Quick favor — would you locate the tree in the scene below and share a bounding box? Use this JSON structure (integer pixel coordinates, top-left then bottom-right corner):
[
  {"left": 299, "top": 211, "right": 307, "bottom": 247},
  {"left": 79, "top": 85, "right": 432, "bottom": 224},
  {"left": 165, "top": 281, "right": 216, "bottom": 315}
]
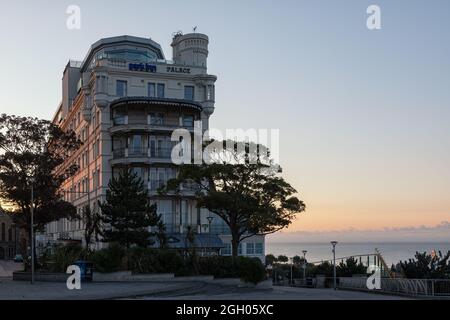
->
[
  {"left": 277, "top": 255, "right": 289, "bottom": 263},
  {"left": 293, "top": 255, "right": 303, "bottom": 265},
  {"left": 164, "top": 140, "right": 305, "bottom": 257},
  {"left": 155, "top": 220, "right": 167, "bottom": 249},
  {"left": 398, "top": 251, "right": 450, "bottom": 279},
  {"left": 265, "top": 254, "right": 277, "bottom": 266},
  {"left": 99, "top": 170, "right": 160, "bottom": 258},
  {"left": 0, "top": 114, "right": 81, "bottom": 238},
  {"left": 78, "top": 205, "right": 102, "bottom": 250}
]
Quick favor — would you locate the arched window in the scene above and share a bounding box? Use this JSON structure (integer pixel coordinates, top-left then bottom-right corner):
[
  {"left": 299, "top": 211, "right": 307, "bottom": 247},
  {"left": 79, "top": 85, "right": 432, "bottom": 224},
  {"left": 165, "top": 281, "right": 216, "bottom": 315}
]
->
[
  {"left": 1, "top": 223, "right": 5, "bottom": 241},
  {"left": 8, "top": 228, "right": 12, "bottom": 242}
]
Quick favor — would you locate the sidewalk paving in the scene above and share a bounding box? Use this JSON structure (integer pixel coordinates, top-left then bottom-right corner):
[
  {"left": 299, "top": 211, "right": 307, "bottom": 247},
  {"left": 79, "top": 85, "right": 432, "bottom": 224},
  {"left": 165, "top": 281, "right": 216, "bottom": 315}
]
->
[
  {"left": 0, "top": 278, "right": 409, "bottom": 300},
  {"left": 139, "top": 285, "right": 410, "bottom": 300},
  {"left": 0, "top": 260, "right": 23, "bottom": 278},
  {"left": 0, "top": 279, "right": 203, "bottom": 300}
]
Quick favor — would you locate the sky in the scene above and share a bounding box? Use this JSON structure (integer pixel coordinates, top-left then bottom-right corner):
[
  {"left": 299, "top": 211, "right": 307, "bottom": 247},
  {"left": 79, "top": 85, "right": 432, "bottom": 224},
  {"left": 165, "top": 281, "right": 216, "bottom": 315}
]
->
[{"left": 0, "top": 0, "right": 449, "bottom": 241}]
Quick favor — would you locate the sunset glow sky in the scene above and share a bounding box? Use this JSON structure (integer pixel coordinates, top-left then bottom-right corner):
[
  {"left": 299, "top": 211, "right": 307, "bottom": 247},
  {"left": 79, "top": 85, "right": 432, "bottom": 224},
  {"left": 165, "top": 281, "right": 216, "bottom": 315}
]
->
[{"left": 1, "top": 1, "right": 449, "bottom": 240}]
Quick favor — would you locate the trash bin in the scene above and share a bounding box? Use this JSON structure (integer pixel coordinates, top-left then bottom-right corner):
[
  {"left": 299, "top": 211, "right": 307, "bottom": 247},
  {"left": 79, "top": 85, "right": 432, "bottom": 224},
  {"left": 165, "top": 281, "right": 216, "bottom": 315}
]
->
[{"left": 74, "top": 260, "right": 93, "bottom": 282}]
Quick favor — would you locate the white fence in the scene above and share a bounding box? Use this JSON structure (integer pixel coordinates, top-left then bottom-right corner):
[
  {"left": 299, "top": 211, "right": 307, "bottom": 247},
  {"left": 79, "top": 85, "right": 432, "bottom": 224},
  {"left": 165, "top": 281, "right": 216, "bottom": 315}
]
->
[{"left": 338, "top": 277, "right": 450, "bottom": 297}]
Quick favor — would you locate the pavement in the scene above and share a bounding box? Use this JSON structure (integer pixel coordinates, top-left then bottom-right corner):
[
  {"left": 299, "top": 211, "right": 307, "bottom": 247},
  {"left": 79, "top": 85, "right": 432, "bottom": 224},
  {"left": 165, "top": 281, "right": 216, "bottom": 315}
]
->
[
  {"left": 0, "top": 260, "right": 409, "bottom": 300},
  {"left": 0, "top": 278, "right": 409, "bottom": 300},
  {"left": 0, "top": 279, "right": 205, "bottom": 300},
  {"left": 137, "top": 284, "right": 410, "bottom": 300},
  {"left": 0, "top": 260, "right": 23, "bottom": 278}
]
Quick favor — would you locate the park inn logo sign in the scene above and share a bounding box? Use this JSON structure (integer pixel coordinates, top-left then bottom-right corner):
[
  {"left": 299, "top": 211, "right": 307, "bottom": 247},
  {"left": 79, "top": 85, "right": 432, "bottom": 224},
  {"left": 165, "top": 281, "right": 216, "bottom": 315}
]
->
[{"left": 128, "top": 63, "right": 191, "bottom": 74}]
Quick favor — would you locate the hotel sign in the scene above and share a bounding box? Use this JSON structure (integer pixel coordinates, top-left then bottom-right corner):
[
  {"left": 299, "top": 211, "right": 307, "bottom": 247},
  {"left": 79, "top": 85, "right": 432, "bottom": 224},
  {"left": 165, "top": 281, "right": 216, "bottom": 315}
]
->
[
  {"left": 166, "top": 66, "right": 191, "bottom": 74},
  {"left": 129, "top": 63, "right": 156, "bottom": 73},
  {"left": 128, "top": 63, "right": 191, "bottom": 74}
]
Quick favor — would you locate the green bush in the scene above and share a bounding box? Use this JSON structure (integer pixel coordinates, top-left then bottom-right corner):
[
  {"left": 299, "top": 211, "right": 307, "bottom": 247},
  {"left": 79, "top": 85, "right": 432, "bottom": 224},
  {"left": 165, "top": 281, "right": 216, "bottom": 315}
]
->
[
  {"left": 198, "top": 256, "right": 266, "bottom": 284},
  {"left": 129, "top": 247, "right": 187, "bottom": 275},
  {"left": 234, "top": 257, "right": 267, "bottom": 284},
  {"left": 40, "top": 243, "right": 88, "bottom": 273},
  {"left": 90, "top": 243, "right": 126, "bottom": 273}
]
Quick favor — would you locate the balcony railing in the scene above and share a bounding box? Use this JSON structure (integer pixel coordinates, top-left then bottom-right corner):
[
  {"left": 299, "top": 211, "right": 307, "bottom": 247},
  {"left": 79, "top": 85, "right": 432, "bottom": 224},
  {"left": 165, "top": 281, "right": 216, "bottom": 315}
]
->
[
  {"left": 111, "top": 115, "right": 195, "bottom": 129},
  {"left": 150, "top": 147, "right": 172, "bottom": 159},
  {"left": 113, "top": 116, "right": 127, "bottom": 125},
  {"left": 148, "top": 179, "right": 167, "bottom": 191},
  {"left": 112, "top": 147, "right": 175, "bottom": 160},
  {"left": 128, "top": 147, "right": 147, "bottom": 157}
]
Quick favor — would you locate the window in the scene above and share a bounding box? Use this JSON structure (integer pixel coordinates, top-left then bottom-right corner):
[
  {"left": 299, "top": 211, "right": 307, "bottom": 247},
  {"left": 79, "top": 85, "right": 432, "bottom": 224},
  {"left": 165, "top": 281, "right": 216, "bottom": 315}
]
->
[
  {"left": 246, "top": 243, "right": 255, "bottom": 255},
  {"left": 92, "top": 141, "right": 97, "bottom": 158},
  {"left": 132, "top": 167, "right": 144, "bottom": 181},
  {"left": 113, "top": 106, "right": 127, "bottom": 125},
  {"left": 8, "top": 228, "right": 12, "bottom": 241},
  {"left": 130, "top": 135, "right": 143, "bottom": 154},
  {"left": 93, "top": 169, "right": 100, "bottom": 189},
  {"left": 1, "top": 223, "right": 5, "bottom": 241},
  {"left": 184, "top": 86, "right": 194, "bottom": 100},
  {"left": 116, "top": 80, "right": 127, "bottom": 97},
  {"left": 221, "top": 243, "right": 231, "bottom": 256},
  {"left": 255, "top": 243, "right": 263, "bottom": 254},
  {"left": 183, "top": 115, "right": 194, "bottom": 127},
  {"left": 148, "top": 83, "right": 156, "bottom": 97},
  {"left": 157, "top": 83, "right": 165, "bottom": 98},
  {"left": 238, "top": 243, "right": 242, "bottom": 255},
  {"left": 149, "top": 112, "right": 165, "bottom": 125},
  {"left": 206, "top": 85, "right": 214, "bottom": 100}
]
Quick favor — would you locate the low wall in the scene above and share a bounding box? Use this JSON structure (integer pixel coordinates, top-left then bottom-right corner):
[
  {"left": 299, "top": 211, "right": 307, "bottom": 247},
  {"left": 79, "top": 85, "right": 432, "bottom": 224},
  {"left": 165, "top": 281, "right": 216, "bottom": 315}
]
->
[
  {"left": 13, "top": 271, "right": 272, "bottom": 289},
  {"left": 93, "top": 271, "right": 174, "bottom": 282},
  {"left": 13, "top": 272, "right": 67, "bottom": 282}
]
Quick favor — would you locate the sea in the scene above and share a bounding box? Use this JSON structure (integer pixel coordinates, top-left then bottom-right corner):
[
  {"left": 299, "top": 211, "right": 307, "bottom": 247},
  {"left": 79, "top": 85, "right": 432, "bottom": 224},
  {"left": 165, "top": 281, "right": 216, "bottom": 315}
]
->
[{"left": 265, "top": 242, "right": 450, "bottom": 266}]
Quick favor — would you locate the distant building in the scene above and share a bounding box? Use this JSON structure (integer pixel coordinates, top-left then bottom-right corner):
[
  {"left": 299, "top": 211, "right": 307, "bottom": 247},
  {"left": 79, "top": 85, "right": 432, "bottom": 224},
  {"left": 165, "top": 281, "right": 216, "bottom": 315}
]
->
[
  {"left": 38, "top": 33, "right": 264, "bottom": 260},
  {"left": 0, "top": 210, "right": 21, "bottom": 260}
]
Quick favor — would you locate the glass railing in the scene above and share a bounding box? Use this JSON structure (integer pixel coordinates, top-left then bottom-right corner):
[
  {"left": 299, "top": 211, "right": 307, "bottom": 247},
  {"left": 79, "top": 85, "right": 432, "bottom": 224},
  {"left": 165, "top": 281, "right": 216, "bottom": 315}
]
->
[
  {"left": 148, "top": 180, "right": 166, "bottom": 191},
  {"left": 112, "top": 148, "right": 126, "bottom": 158},
  {"left": 128, "top": 146, "right": 147, "bottom": 157},
  {"left": 149, "top": 147, "right": 172, "bottom": 159},
  {"left": 113, "top": 116, "right": 127, "bottom": 125}
]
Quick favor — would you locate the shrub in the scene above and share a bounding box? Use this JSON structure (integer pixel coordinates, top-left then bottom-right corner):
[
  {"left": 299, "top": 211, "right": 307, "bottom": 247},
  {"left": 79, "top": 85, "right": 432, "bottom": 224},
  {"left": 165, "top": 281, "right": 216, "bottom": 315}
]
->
[
  {"left": 234, "top": 257, "right": 266, "bottom": 284},
  {"left": 198, "top": 256, "right": 266, "bottom": 284},
  {"left": 90, "top": 243, "right": 126, "bottom": 273},
  {"left": 129, "top": 247, "right": 187, "bottom": 275},
  {"left": 40, "top": 243, "right": 87, "bottom": 273}
]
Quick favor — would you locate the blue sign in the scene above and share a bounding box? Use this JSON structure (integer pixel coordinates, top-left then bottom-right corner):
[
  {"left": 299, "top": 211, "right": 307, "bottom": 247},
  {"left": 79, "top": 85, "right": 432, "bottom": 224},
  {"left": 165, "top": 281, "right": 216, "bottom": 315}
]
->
[{"left": 129, "top": 63, "right": 157, "bottom": 73}]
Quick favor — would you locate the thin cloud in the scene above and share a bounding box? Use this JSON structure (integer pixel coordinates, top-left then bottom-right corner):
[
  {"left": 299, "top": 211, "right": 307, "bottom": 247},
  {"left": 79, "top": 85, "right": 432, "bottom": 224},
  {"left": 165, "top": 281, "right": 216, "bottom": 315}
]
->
[{"left": 268, "top": 221, "right": 450, "bottom": 243}]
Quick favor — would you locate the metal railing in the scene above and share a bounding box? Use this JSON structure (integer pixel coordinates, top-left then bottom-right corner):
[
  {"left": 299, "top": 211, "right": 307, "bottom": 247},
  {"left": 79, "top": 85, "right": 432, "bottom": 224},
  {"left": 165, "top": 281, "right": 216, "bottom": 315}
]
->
[
  {"left": 337, "top": 277, "right": 450, "bottom": 297},
  {"left": 128, "top": 147, "right": 147, "bottom": 157},
  {"left": 150, "top": 147, "right": 172, "bottom": 159},
  {"left": 112, "top": 147, "right": 174, "bottom": 159},
  {"left": 148, "top": 180, "right": 166, "bottom": 191}
]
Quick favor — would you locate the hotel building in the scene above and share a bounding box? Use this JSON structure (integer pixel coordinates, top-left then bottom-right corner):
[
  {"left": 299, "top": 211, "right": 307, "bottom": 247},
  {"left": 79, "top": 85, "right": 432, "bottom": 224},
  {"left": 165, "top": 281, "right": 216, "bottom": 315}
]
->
[{"left": 39, "top": 33, "right": 264, "bottom": 260}]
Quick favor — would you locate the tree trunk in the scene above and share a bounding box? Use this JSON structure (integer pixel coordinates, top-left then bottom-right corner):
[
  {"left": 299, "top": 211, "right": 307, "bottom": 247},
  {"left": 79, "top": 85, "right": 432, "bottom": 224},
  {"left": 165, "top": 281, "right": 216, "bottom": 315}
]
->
[{"left": 231, "top": 232, "right": 240, "bottom": 257}]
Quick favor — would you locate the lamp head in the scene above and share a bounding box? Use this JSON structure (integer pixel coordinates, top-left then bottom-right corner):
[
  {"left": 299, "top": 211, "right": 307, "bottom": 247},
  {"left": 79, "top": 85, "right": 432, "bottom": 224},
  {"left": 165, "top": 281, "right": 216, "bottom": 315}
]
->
[{"left": 330, "top": 241, "right": 338, "bottom": 246}]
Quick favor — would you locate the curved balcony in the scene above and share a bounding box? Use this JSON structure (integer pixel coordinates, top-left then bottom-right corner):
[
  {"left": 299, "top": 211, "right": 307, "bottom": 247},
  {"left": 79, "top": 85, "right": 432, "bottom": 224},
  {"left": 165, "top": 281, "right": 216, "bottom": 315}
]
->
[
  {"left": 110, "top": 97, "right": 202, "bottom": 134},
  {"left": 111, "top": 146, "right": 175, "bottom": 165}
]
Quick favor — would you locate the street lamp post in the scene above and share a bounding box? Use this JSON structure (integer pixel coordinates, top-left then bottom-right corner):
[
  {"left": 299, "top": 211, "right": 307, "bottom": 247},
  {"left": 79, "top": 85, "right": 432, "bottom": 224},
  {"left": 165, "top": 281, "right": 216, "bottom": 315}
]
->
[
  {"left": 206, "top": 216, "right": 213, "bottom": 256},
  {"left": 331, "top": 241, "right": 338, "bottom": 290},
  {"left": 30, "top": 178, "right": 35, "bottom": 285},
  {"left": 290, "top": 258, "right": 294, "bottom": 286},
  {"left": 302, "top": 250, "right": 307, "bottom": 281}
]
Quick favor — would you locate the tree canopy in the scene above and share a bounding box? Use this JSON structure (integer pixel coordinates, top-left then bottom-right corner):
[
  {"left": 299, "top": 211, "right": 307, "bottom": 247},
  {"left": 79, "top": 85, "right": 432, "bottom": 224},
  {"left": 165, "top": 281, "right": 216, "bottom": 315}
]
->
[
  {"left": 164, "top": 140, "right": 305, "bottom": 256},
  {"left": 99, "top": 170, "right": 161, "bottom": 249},
  {"left": 0, "top": 114, "right": 81, "bottom": 233}
]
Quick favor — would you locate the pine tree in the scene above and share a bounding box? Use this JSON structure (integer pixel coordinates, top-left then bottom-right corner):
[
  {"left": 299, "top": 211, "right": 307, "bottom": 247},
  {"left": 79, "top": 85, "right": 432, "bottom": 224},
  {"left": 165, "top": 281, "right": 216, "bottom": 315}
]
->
[{"left": 99, "top": 170, "right": 160, "bottom": 252}]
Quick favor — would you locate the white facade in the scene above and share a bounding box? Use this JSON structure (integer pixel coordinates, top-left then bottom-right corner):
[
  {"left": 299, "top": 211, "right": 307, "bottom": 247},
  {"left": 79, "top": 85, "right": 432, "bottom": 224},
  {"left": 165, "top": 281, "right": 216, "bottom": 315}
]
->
[{"left": 40, "top": 33, "right": 264, "bottom": 260}]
